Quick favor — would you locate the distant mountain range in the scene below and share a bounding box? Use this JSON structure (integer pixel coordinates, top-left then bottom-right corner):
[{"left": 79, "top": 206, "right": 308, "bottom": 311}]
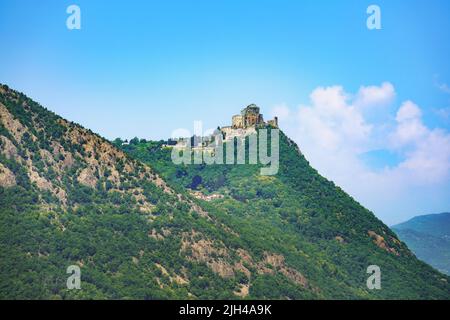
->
[
  {"left": 392, "top": 213, "right": 450, "bottom": 275},
  {"left": 1, "top": 84, "right": 449, "bottom": 299}
]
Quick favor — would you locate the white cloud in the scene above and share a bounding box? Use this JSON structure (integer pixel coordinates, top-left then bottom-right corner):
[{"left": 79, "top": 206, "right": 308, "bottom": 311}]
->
[
  {"left": 398, "top": 129, "right": 450, "bottom": 184},
  {"left": 395, "top": 100, "right": 422, "bottom": 122},
  {"left": 354, "top": 82, "right": 395, "bottom": 108},
  {"left": 297, "top": 86, "right": 372, "bottom": 153},
  {"left": 391, "top": 101, "right": 427, "bottom": 146},
  {"left": 275, "top": 83, "right": 450, "bottom": 224},
  {"left": 391, "top": 101, "right": 450, "bottom": 184}
]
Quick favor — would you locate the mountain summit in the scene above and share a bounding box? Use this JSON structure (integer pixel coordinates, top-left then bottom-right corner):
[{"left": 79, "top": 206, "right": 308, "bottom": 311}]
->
[{"left": 1, "top": 85, "right": 449, "bottom": 299}]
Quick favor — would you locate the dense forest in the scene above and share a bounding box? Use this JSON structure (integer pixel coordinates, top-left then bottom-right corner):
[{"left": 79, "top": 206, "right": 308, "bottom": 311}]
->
[{"left": 1, "top": 84, "right": 449, "bottom": 299}]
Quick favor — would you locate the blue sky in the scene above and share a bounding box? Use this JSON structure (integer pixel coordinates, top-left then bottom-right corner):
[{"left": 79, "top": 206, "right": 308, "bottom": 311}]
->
[{"left": 0, "top": 0, "right": 449, "bottom": 224}]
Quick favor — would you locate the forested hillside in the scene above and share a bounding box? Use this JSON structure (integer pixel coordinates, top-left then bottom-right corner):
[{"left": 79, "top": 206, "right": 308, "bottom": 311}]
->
[
  {"left": 1, "top": 84, "right": 449, "bottom": 299},
  {"left": 119, "top": 132, "right": 450, "bottom": 299}
]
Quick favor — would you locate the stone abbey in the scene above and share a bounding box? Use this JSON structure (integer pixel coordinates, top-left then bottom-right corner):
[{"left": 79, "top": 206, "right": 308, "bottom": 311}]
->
[
  {"left": 229, "top": 104, "right": 278, "bottom": 129},
  {"left": 171, "top": 104, "right": 279, "bottom": 150},
  {"left": 170, "top": 104, "right": 280, "bottom": 175},
  {"left": 219, "top": 104, "right": 278, "bottom": 142}
]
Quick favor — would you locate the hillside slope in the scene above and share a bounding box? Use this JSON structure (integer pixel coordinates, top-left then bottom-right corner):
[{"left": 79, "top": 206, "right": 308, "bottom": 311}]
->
[
  {"left": 1, "top": 84, "right": 449, "bottom": 299},
  {"left": 0, "top": 85, "right": 228, "bottom": 299},
  {"left": 119, "top": 132, "right": 450, "bottom": 299},
  {"left": 393, "top": 213, "right": 450, "bottom": 275}
]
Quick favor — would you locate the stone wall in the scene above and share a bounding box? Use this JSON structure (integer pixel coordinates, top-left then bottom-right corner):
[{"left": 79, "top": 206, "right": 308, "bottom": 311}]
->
[
  {"left": 221, "top": 126, "right": 257, "bottom": 141},
  {"left": 232, "top": 115, "right": 244, "bottom": 129}
]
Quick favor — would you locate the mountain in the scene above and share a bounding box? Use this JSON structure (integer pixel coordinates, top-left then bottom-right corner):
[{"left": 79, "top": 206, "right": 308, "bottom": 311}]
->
[
  {"left": 392, "top": 213, "right": 450, "bottom": 275},
  {"left": 1, "top": 84, "right": 449, "bottom": 299},
  {"left": 0, "top": 84, "right": 208, "bottom": 299},
  {"left": 119, "top": 132, "right": 450, "bottom": 298}
]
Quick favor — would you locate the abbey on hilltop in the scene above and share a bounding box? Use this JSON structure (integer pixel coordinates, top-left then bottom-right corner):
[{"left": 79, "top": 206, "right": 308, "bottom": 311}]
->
[
  {"left": 217, "top": 104, "right": 278, "bottom": 141},
  {"left": 229, "top": 104, "right": 278, "bottom": 129},
  {"left": 215, "top": 104, "right": 278, "bottom": 141},
  {"left": 170, "top": 104, "right": 278, "bottom": 150}
]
